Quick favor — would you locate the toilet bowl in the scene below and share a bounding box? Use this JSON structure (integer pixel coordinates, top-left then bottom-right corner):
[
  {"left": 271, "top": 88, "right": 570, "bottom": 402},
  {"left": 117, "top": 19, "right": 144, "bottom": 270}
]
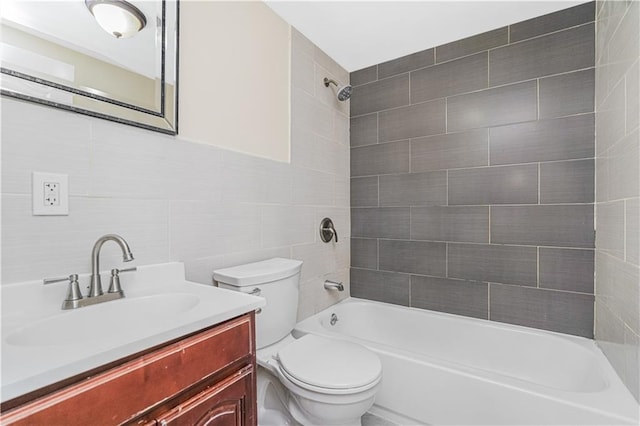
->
[{"left": 213, "top": 258, "right": 382, "bottom": 426}]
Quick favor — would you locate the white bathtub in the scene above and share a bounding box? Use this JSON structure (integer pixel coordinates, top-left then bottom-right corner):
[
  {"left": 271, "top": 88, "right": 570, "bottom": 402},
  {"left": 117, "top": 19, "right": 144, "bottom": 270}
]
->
[{"left": 294, "top": 298, "right": 639, "bottom": 425}]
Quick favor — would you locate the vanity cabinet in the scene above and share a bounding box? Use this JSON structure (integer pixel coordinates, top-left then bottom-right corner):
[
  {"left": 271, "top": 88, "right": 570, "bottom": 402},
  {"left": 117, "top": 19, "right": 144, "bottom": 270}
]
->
[{"left": 0, "top": 313, "right": 257, "bottom": 426}]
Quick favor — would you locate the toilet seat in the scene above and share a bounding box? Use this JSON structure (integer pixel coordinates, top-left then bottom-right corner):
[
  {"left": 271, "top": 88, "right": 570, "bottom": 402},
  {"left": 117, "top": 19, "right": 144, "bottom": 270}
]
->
[{"left": 276, "top": 334, "right": 382, "bottom": 394}]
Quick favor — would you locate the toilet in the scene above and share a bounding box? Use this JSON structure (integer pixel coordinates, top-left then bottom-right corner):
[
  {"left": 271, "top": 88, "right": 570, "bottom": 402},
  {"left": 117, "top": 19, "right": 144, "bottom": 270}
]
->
[{"left": 213, "top": 258, "right": 382, "bottom": 426}]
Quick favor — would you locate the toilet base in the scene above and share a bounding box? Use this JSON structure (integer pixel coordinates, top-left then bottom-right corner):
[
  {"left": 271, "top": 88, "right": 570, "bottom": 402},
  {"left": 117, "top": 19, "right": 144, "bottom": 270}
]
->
[
  {"left": 257, "top": 368, "right": 299, "bottom": 426},
  {"left": 256, "top": 366, "right": 373, "bottom": 426}
]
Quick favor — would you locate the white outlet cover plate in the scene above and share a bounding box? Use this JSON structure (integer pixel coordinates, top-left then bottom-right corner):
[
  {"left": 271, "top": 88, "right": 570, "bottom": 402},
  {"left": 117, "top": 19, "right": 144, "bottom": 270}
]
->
[{"left": 33, "top": 172, "right": 69, "bottom": 215}]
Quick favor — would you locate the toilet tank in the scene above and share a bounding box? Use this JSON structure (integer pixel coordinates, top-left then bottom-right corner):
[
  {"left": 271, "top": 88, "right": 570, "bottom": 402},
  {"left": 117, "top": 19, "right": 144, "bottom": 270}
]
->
[{"left": 213, "top": 258, "right": 302, "bottom": 349}]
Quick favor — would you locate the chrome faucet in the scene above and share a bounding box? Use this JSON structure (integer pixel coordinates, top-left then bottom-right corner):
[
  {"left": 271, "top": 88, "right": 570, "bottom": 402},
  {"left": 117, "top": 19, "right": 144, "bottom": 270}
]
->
[
  {"left": 324, "top": 280, "right": 344, "bottom": 291},
  {"left": 89, "top": 234, "right": 134, "bottom": 297}
]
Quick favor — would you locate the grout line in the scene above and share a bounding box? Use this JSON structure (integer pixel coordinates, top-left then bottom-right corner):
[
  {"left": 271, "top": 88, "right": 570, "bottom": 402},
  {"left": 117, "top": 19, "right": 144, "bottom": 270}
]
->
[
  {"left": 487, "top": 51, "right": 490, "bottom": 88},
  {"left": 445, "top": 97, "right": 448, "bottom": 134},
  {"left": 537, "top": 246, "right": 540, "bottom": 288},
  {"left": 445, "top": 169, "right": 449, "bottom": 206},
  {"left": 445, "top": 242, "right": 449, "bottom": 278},
  {"left": 487, "top": 283, "right": 491, "bottom": 319},
  {"left": 536, "top": 78, "right": 540, "bottom": 120},
  {"left": 538, "top": 162, "right": 541, "bottom": 204},
  {"left": 488, "top": 206, "right": 491, "bottom": 244},
  {"left": 623, "top": 199, "right": 627, "bottom": 262}
]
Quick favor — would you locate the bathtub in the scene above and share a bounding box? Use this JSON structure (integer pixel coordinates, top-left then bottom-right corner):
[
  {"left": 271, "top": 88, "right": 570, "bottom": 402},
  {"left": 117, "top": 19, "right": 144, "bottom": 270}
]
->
[{"left": 294, "top": 298, "right": 639, "bottom": 425}]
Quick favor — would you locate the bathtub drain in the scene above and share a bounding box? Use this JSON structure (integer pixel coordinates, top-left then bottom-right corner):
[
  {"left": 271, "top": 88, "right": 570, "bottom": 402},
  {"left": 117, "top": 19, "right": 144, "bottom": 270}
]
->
[{"left": 330, "top": 313, "right": 338, "bottom": 326}]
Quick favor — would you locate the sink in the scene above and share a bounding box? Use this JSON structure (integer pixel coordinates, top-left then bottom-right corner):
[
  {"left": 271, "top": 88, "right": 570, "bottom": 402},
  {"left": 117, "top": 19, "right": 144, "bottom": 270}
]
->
[
  {"left": 5, "top": 293, "right": 200, "bottom": 347},
  {"left": 1, "top": 261, "right": 265, "bottom": 403}
]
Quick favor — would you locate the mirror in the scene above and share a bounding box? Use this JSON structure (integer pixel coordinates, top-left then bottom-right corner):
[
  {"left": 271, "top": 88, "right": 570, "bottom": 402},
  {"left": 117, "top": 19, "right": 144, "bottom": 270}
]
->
[{"left": 0, "top": 0, "right": 178, "bottom": 134}]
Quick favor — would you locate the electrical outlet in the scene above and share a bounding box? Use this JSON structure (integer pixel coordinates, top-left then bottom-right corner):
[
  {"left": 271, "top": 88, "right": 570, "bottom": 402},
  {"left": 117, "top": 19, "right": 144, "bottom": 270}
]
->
[
  {"left": 44, "top": 182, "right": 60, "bottom": 206},
  {"left": 33, "top": 172, "right": 69, "bottom": 215}
]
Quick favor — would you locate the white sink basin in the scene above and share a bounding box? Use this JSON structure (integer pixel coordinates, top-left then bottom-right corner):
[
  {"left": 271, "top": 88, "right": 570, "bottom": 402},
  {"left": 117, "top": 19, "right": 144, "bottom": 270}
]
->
[
  {"left": 5, "top": 293, "right": 201, "bottom": 346},
  {"left": 1, "top": 262, "right": 265, "bottom": 403}
]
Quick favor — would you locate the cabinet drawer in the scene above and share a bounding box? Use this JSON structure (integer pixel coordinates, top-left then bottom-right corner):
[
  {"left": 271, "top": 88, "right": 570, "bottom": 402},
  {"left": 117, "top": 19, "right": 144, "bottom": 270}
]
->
[{"left": 2, "top": 314, "right": 254, "bottom": 425}]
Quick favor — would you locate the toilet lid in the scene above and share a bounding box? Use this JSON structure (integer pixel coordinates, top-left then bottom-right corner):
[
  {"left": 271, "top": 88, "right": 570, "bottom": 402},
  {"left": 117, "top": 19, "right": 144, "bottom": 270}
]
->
[{"left": 277, "top": 334, "right": 382, "bottom": 390}]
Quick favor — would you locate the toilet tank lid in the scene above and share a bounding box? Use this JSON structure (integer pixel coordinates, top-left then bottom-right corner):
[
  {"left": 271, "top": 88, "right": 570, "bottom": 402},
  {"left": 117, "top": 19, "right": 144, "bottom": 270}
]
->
[{"left": 213, "top": 258, "right": 303, "bottom": 287}]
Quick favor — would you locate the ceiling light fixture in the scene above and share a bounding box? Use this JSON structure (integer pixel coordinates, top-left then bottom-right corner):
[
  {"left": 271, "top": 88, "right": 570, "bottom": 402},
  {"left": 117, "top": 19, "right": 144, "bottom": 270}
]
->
[{"left": 85, "top": 0, "right": 147, "bottom": 39}]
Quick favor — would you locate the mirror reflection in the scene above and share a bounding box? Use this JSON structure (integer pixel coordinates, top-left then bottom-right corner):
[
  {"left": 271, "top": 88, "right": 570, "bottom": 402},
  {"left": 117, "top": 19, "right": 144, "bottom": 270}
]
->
[{"left": 1, "top": 0, "right": 178, "bottom": 134}]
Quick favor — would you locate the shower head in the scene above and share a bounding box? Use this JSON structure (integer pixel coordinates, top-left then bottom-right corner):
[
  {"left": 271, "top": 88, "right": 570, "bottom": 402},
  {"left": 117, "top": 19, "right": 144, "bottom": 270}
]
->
[{"left": 324, "top": 77, "right": 352, "bottom": 101}]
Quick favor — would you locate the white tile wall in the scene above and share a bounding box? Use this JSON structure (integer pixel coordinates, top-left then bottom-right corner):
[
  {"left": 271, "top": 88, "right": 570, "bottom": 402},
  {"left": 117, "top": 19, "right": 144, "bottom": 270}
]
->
[{"left": 0, "top": 28, "right": 349, "bottom": 320}]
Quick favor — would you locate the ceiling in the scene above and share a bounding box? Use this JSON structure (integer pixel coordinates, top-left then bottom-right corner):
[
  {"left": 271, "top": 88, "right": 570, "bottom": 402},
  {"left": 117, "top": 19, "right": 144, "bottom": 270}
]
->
[{"left": 265, "top": 1, "right": 590, "bottom": 72}]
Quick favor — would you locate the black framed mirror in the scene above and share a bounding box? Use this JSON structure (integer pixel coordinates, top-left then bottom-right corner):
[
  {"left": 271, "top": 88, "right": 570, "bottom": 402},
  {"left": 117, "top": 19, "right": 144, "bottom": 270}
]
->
[{"left": 1, "top": 0, "right": 179, "bottom": 134}]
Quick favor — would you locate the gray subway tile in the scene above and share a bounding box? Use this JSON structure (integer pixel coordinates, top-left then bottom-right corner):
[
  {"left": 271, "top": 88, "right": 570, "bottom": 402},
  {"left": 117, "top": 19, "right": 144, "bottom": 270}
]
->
[
  {"left": 351, "top": 267, "right": 410, "bottom": 306},
  {"left": 448, "top": 243, "right": 538, "bottom": 286},
  {"left": 596, "top": 252, "right": 640, "bottom": 334},
  {"left": 378, "top": 99, "right": 446, "bottom": 142},
  {"left": 411, "top": 276, "right": 488, "bottom": 319},
  {"left": 411, "top": 52, "right": 488, "bottom": 103},
  {"left": 447, "top": 81, "right": 537, "bottom": 132},
  {"left": 379, "top": 171, "right": 447, "bottom": 206},
  {"left": 411, "top": 206, "right": 489, "bottom": 243},
  {"left": 490, "top": 284, "right": 594, "bottom": 338},
  {"left": 350, "top": 114, "right": 378, "bottom": 147},
  {"left": 510, "top": 2, "right": 595, "bottom": 43},
  {"left": 351, "top": 74, "right": 409, "bottom": 117},
  {"left": 411, "top": 129, "right": 488, "bottom": 172},
  {"left": 351, "top": 176, "right": 378, "bottom": 207},
  {"left": 539, "top": 248, "right": 594, "bottom": 293},
  {"left": 608, "top": 129, "right": 640, "bottom": 201},
  {"left": 490, "top": 23, "right": 595, "bottom": 86},
  {"left": 596, "top": 79, "right": 626, "bottom": 156},
  {"left": 379, "top": 240, "right": 446, "bottom": 276},
  {"left": 436, "top": 27, "right": 508, "bottom": 63},
  {"left": 351, "top": 140, "right": 409, "bottom": 177},
  {"left": 539, "top": 68, "right": 595, "bottom": 119},
  {"left": 627, "top": 61, "right": 639, "bottom": 133},
  {"left": 351, "top": 65, "right": 377, "bottom": 86},
  {"left": 351, "top": 238, "right": 378, "bottom": 269},
  {"left": 596, "top": 201, "right": 625, "bottom": 259},
  {"left": 491, "top": 205, "right": 595, "bottom": 248},
  {"left": 448, "top": 164, "right": 538, "bottom": 205},
  {"left": 540, "top": 159, "right": 594, "bottom": 204},
  {"left": 623, "top": 327, "right": 640, "bottom": 401},
  {"left": 490, "top": 114, "right": 595, "bottom": 165},
  {"left": 351, "top": 207, "right": 410, "bottom": 239},
  {"left": 626, "top": 198, "right": 640, "bottom": 266},
  {"left": 378, "top": 49, "right": 434, "bottom": 79}
]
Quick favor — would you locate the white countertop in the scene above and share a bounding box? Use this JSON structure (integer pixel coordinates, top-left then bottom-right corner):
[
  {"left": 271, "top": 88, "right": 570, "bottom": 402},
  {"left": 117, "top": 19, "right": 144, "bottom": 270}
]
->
[{"left": 1, "top": 262, "right": 265, "bottom": 403}]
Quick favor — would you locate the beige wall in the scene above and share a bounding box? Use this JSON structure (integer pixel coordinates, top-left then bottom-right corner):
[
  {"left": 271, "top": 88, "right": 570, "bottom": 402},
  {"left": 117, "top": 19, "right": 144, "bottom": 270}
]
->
[{"left": 179, "top": 1, "right": 291, "bottom": 162}]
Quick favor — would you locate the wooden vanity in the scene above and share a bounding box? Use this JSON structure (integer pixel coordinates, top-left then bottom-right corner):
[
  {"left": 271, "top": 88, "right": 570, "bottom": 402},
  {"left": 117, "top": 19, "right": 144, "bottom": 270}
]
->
[{"left": 1, "top": 313, "right": 257, "bottom": 425}]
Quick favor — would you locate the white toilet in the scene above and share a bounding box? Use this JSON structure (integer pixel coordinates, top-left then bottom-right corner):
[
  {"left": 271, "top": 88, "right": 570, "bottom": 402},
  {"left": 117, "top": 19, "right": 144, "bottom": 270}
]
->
[{"left": 213, "top": 258, "right": 382, "bottom": 426}]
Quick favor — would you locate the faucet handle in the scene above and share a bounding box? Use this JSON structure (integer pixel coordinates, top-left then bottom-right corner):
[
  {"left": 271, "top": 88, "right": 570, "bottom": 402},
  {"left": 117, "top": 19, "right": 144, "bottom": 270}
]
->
[
  {"left": 43, "top": 274, "right": 76, "bottom": 285},
  {"left": 44, "top": 274, "right": 83, "bottom": 302},
  {"left": 108, "top": 267, "right": 136, "bottom": 295}
]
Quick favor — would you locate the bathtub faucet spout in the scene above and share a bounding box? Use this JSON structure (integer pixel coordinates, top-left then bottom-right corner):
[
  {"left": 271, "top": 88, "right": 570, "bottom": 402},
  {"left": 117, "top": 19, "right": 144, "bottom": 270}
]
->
[{"left": 324, "top": 280, "right": 344, "bottom": 291}]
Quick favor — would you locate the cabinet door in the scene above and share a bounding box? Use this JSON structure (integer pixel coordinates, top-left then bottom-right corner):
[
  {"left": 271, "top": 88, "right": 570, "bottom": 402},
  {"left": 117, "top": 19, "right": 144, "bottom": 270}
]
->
[{"left": 155, "top": 367, "right": 254, "bottom": 426}]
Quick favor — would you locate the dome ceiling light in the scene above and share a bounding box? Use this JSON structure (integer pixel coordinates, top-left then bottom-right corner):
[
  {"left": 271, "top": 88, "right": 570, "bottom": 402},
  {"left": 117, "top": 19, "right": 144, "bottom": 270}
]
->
[{"left": 85, "top": 0, "right": 147, "bottom": 39}]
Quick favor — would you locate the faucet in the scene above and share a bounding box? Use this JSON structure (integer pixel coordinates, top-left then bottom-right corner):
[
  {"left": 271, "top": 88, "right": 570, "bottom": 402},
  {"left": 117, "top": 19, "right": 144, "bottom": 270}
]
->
[
  {"left": 324, "top": 280, "right": 344, "bottom": 291},
  {"left": 89, "top": 234, "right": 134, "bottom": 297}
]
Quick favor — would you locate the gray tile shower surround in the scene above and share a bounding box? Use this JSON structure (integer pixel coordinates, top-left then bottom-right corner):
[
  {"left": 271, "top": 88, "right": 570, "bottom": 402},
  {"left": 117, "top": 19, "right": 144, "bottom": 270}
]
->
[{"left": 349, "top": 2, "right": 597, "bottom": 338}]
